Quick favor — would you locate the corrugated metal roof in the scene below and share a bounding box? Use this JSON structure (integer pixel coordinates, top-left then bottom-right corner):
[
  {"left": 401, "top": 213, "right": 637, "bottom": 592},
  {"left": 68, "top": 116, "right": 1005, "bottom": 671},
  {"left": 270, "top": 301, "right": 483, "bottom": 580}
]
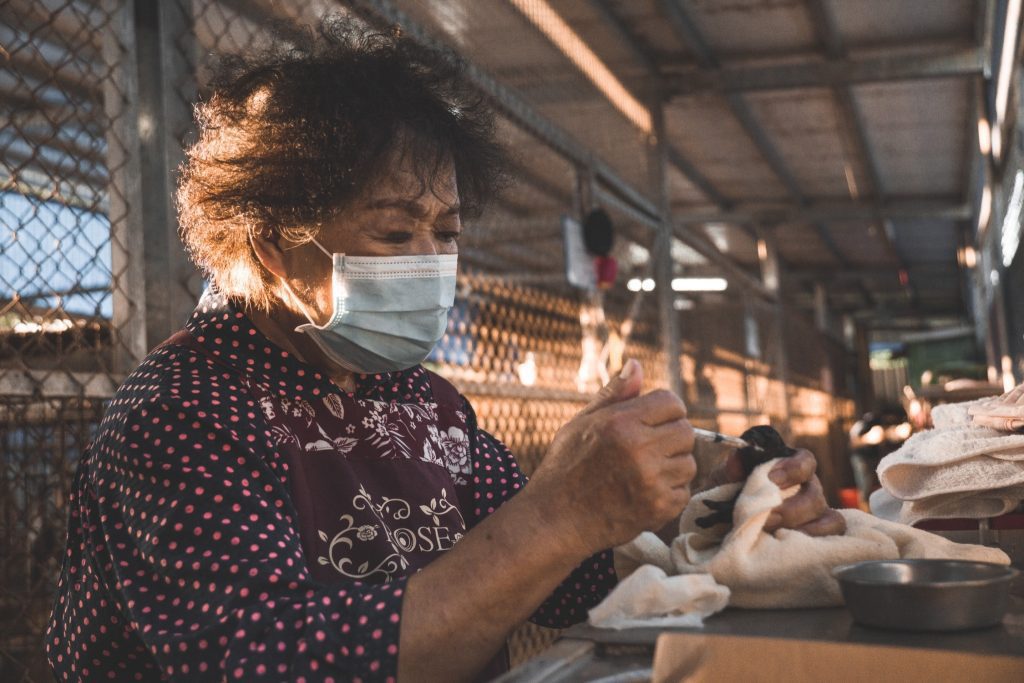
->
[{"left": 2, "top": 0, "right": 997, "bottom": 325}]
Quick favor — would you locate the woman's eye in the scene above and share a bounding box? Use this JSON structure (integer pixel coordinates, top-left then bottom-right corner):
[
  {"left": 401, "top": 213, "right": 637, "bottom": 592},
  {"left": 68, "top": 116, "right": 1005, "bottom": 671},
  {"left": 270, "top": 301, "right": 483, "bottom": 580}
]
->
[
  {"left": 382, "top": 232, "right": 413, "bottom": 243},
  {"left": 437, "top": 232, "right": 462, "bottom": 244}
]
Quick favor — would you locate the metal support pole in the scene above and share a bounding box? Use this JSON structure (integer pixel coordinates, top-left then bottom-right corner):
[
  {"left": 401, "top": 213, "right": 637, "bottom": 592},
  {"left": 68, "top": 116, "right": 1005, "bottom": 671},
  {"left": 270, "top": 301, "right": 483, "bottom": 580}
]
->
[
  {"left": 813, "top": 282, "right": 830, "bottom": 333},
  {"left": 104, "top": 0, "right": 198, "bottom": 374},
  {"left": 103, "top": 0, "right": 147, "bottom": 374},
  {"left": 648, "top": 101, "right": 684, "bottom": 398},
  {"left": 133, "top": 0, "right": 200, "bottom": 346},
  {"left": 771, "top": 298, "right": 791, "bottom": 432}
]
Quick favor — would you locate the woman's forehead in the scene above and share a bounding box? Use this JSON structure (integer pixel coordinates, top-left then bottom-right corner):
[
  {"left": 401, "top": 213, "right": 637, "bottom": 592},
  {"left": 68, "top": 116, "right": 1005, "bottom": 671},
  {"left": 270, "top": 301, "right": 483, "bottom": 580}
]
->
[{"left": 358, "top": 158, "right": 459, "bottom": 214}]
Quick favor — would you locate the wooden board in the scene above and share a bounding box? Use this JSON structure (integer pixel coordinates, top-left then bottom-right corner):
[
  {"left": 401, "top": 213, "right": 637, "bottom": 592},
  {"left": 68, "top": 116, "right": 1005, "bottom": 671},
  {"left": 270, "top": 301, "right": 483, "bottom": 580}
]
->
[{"left": 652, "top": 633, "right": 1024, "bottom": 682}]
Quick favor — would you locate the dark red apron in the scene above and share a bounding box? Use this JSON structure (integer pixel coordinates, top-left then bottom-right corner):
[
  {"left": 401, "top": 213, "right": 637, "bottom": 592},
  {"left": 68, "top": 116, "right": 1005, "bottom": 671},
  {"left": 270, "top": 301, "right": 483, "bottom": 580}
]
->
[{"left": 162, "top": 329, "right": 507, "bottom": 678}]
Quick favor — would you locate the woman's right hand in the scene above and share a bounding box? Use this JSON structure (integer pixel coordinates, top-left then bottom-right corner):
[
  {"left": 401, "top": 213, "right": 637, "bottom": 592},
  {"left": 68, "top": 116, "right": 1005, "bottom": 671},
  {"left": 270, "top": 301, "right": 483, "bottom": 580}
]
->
[{"left": 527, "top": 359, "right": 696, "bottom": 556}]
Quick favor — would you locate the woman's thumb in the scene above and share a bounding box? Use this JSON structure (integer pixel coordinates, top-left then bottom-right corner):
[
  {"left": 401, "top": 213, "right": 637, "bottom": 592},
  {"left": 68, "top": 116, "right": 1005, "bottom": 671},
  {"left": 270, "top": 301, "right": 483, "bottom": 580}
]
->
[{"left": 581, "top": 359, "right": 643, "bottom": 415}]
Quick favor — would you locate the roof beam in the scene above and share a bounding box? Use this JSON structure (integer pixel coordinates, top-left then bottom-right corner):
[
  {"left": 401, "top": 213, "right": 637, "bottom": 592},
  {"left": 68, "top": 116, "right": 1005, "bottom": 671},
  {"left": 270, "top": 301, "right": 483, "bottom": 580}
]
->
[
  {"left": 660, "top": 1, "right": 848, "bottom": 268},
  {"left": 588, "top": 1, "right": 732, "bottom": 209},
  {"left": 673, "top": 197, "right": 971, "bottom": 224},
  {"left": 664, "top": 47, "right": 987, "bottom": 96},
  {"left": 588, "top": 0, "right": 661, "bottom": 76},
  {"left": 659, "top": 0, "right": 715, "bottom": 68},
  {"left": 787, "top": 264, "right": 960, "bottom": 281},
  {"left": 804, "top": 0, "right": 916, "bottom": 307}
]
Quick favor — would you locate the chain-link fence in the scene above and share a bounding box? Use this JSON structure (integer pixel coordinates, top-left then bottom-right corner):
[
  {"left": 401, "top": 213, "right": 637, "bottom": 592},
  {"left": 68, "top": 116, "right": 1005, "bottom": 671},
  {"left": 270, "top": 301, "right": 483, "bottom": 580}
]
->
[{"left": 1, "top": 1, "right": 856, "bottom": 678}]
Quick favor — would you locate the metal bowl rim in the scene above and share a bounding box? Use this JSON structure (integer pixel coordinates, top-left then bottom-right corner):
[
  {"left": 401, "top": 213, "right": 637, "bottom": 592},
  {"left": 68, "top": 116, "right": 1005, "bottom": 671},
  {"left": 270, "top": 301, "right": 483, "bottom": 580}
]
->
[{"left": 832, "top": 559, "right": 1019, "bottom": 588}]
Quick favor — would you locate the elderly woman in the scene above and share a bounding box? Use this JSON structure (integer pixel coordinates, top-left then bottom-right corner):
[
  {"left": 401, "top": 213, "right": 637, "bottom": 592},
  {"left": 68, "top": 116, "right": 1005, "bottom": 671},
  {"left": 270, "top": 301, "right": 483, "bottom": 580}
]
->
[{"left": 46, "top": 21, "right": 843, "bottom": 682}]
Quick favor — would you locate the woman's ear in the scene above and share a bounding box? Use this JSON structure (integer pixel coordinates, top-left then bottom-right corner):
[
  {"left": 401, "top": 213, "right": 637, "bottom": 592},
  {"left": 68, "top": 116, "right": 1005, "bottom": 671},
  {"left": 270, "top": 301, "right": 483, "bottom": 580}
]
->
[{"left": 250, "top": 230, "right": 289, "bottom": 279}]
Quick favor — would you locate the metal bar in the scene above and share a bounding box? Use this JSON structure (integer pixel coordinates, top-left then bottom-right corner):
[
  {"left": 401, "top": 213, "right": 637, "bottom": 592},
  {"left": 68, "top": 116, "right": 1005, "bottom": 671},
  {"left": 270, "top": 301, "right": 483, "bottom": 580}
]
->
[
  {"left": 0, "top": 369, "right": 120, "bottom": 399},
  {"left": 981, "top": 0, "right": 997, "bottom": 79},
  {"left": 0, "top": 23, "right": 103, "bottom": 105},
  {"left": 0, "top": 176, "right": 106, "bottom": 213},
  {"left": 662, "top": 2, "right": 848, "bottom": 268},
  {"left": 102, "top": 0, "right": 149, "bottom": 373},
  {"left": 805, "top": 0, "right": 914, "bottom": 301},
  {"left": 0, "top": 122, "right": 106, "bottom": 171},
  {"left": 659, "top": 0, "right": 717, "bottom": 68},
  {"left": 2, "top": 142, "right": 108, "bottom": 190},
  {"left": 665, "top": 136, "right": 731, "bottom": 208},
  {"left": 725, "top": 93, "right": 803, "bottom": 200},
  {"left": 649, "top": 101, "right": 685, "bottom": 397},
  {"left": 589, "top": 0, "right": 733, "bottom": 209},
  {"left": 964, "top": 73, "right": 986, "bottom": 343},
  {"left": 664, "top": 47, "right": 987, "bottom": 96},
  {"left": 12, "top": 285, "right": 112, "bottom": 302},
  {"left": 132, "top": 0, "right": 200, "bottom": 346},
  {"left": 588, "top": 0, "right": 661, "bottom": 76},
  {"left": 787, "top": 264, "right": 962, "bottom": 280},
  {"left": 625, "top": 203, "right": 775, "bottom": 296},
  {"left": 673, "top": 198, "right": 971, "bottom": 224},
  {"left": 729, "top": 92, "right": 848, "bottom": 266},
  {"left": 3, "top": 0, "right": 105, "bottom": 62}
]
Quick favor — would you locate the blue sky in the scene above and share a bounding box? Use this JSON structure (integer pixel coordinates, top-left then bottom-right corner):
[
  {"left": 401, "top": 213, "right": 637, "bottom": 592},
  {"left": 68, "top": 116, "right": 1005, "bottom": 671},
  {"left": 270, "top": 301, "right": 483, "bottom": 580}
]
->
[{"left": 0, "top": 191, "right": 112, "bottom": 319}]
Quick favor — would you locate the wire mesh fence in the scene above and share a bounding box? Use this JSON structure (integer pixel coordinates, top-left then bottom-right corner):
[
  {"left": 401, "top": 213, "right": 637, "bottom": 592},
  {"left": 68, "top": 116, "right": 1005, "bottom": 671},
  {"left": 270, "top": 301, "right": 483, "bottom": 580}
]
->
[{"left": 1, "top": 0, "right": 856, "bottom": 678}]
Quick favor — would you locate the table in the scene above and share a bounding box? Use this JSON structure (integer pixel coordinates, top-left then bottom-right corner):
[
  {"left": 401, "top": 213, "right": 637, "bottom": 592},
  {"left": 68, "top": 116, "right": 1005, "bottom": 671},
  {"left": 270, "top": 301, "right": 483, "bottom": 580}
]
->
[{"left": 497, "top": 596, "right": 1024, "bottom": 682}]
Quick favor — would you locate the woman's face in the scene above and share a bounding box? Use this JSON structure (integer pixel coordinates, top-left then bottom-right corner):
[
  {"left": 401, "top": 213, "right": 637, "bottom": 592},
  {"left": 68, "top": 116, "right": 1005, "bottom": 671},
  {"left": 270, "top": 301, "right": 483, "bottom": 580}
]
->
[{"left": 273, "top": 157, "right": 462, "bottom": 326}]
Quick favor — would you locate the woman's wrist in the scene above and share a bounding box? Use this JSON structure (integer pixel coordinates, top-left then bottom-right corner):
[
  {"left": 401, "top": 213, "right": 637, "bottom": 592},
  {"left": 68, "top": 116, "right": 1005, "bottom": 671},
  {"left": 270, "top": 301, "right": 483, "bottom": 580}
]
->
[{"left": 515, "top": 481, "right": 601, "bottom": 561}]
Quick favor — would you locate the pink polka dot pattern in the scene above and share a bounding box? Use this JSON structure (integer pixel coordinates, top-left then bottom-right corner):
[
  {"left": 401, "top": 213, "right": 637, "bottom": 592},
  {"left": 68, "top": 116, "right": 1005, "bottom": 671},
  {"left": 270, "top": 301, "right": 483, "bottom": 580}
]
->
[{"left": 45, "top": 290, "right": 615, "bottom": 681}]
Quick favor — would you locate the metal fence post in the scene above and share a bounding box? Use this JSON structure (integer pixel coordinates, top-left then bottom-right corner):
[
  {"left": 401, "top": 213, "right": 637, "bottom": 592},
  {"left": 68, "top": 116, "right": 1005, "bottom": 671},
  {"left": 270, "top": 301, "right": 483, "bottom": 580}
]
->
[
  {"left": 103, "top": 0, "right": 148, "bottom": 374},
  {"left": 132, "top": 0, "right": 199, "bottom": 349},
  {"left": 103, "top": 0, "right": 198, "bottom": 376},
  {"left": 648, "top": 100, "right": 684, "bottom": 398}
]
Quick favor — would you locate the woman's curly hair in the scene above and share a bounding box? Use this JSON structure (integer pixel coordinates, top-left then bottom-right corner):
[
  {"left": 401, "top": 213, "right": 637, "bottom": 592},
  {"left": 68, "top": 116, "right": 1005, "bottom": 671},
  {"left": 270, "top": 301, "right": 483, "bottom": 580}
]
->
[{"left": 177, "top": 17, "right": 508, "bottom": 310}]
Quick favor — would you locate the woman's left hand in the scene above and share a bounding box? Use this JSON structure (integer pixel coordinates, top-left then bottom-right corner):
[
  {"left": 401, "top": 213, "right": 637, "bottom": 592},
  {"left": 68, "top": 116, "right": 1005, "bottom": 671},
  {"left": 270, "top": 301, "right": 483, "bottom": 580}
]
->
[{"left": 705, "top": 448, "right": 847, "bottom": 537}]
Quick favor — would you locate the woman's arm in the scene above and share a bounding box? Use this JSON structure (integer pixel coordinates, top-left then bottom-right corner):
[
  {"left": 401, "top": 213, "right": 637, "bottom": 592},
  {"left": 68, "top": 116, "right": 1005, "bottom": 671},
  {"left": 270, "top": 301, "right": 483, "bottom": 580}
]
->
[
  {"left": 398, "top": 360, "right": 696, "bottom": 681},
  {"left": 457, "top": 395, "right": 617, "bottom": 630}
]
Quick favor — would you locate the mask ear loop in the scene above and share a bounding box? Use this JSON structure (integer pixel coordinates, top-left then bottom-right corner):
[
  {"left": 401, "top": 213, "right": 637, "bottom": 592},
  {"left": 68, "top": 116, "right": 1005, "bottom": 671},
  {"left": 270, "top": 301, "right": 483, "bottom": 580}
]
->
[
  {"left": 310, "top": 238, "right": 334, "bottom": 258},
  {"left": 252, "top": 230, "right": 332, "bottom": 328}
]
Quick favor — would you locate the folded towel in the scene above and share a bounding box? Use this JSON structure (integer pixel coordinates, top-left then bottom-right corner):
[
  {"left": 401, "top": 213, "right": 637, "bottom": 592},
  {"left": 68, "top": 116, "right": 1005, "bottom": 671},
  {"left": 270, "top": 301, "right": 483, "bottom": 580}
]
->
[
  {"left": 590, "top": 459, "right": 1009, "bottom": 626},
  {"left": 871, "top": 400, "right": 1024, "bottom": 523},
  {"left": 870, "top": 485, "right": 1024, "bottom": 525}
]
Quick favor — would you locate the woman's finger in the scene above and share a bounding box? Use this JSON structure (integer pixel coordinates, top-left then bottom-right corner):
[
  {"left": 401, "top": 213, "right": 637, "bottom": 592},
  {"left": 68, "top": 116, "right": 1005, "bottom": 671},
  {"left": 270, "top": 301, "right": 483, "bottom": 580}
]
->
[
  {"left": 646, "top": 418, "right": 695, "bottom": 455},
  {"left": 767, "top": 449, "right": 817, "bottom": 488},
  {"left": 795, "top": 508, "right": 847, "bottom": 537},
  {"left": 660, "top": 453, "right": 697, "bottom": 489},
  {"left": 765, "top": 477, "right": 827, "bottom": 531}
]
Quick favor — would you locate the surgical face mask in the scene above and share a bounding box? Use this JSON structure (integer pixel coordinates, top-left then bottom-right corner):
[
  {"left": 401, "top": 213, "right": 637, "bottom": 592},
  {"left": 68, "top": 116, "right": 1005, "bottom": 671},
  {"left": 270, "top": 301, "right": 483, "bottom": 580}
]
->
[{"left": 291, "top": 239, "right": 457, "bottom": 374}]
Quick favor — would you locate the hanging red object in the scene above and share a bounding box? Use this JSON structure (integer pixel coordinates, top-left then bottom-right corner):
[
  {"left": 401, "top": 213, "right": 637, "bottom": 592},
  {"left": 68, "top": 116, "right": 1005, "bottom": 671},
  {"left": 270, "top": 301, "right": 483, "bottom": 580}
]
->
[{"left": 594, "top": 255, "right": 617, "bottom": 289}]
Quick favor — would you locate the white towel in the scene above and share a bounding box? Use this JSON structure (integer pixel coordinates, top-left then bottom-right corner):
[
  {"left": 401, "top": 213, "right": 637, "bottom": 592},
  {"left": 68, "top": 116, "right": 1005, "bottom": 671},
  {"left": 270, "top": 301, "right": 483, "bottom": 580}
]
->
[
  {"left": 871, "top": 400, "right": 1024, "bottom": 523},
  {"left": 870, "top": 485, "right": 1024, "bottom": 526},
  {"left": 589, "top": 459, "right": 1009, "bottom": 626},
  {"left": 587, "top": 565, "right": 730, "bottom": 630}
]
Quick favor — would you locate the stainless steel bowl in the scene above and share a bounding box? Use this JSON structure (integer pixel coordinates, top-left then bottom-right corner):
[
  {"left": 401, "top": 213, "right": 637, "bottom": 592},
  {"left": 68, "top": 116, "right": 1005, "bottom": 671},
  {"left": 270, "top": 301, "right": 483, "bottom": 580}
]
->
[{"left": 833, "top": 559, "right": 1019, "bottom": 631}]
